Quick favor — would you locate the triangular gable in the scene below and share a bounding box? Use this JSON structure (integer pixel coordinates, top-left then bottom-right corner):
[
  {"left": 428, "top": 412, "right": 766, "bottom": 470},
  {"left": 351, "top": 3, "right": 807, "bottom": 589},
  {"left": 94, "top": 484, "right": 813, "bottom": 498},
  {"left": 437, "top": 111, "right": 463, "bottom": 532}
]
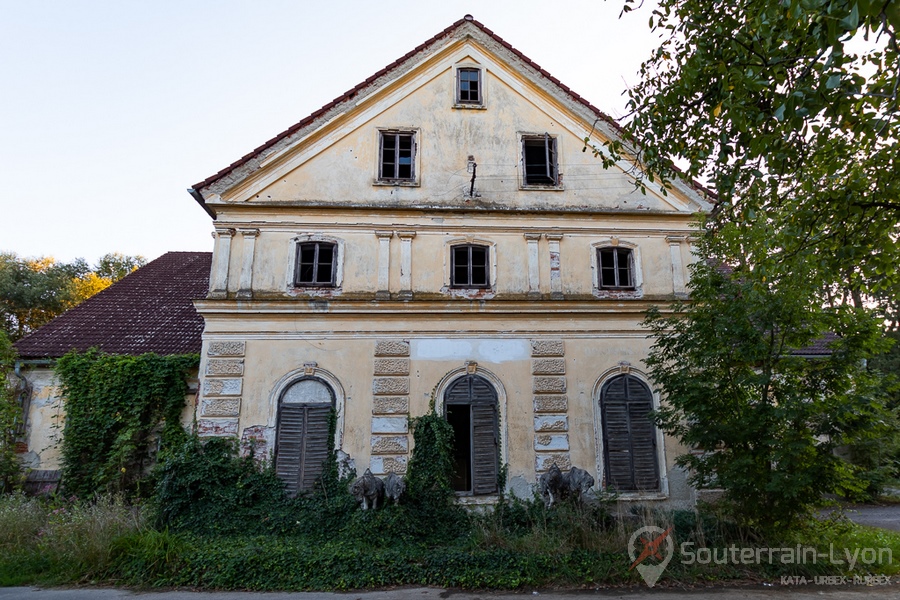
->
[{"left": 189, "top": 15, "right": 713, "bottom": 215}]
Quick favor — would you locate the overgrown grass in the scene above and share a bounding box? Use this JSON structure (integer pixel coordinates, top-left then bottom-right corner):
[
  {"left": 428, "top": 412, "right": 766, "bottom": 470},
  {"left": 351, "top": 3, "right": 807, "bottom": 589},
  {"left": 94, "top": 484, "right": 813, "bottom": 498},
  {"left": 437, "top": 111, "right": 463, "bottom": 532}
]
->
[
  {"left": 4, "top": 432, "right": 896, "bottom": 590},
  {"left": 0, "top": 494, "right": 145, "bottom": 586},
  {"left": 2, "top": 492, "right": 896, "bottom": 590}
]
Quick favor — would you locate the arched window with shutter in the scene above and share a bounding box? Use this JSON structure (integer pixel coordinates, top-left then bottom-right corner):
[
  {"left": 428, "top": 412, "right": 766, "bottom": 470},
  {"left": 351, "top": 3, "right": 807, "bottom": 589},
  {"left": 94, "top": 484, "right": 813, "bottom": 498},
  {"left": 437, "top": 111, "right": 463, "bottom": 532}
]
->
[
  {"left": 275, "top": 377, "right": 335, "bottom": 496},
  {"left": 600, "top": 374, "right": 660, "bottom": 493},
  {"left": 444, "top": 374, "right": 499, "bottom": 495}
]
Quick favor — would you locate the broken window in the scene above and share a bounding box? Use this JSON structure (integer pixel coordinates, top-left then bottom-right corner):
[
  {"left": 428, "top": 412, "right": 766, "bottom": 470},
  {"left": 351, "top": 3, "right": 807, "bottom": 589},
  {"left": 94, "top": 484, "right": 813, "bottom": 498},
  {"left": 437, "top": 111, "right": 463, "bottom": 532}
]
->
[
  {"left": 522, "top": 134, "right": 558, "bottom": 186},
  {"left": 456, "top": 68, "right": 482, "bottom": 104},
  {"left": 451, "top": 244, "right": 490, "bottom": 288},
  {"left": 598, "top": 247, "right": 634, "bottom": 289},
  {"left": 275, "top": 377, "right": 335, "bottom": 496},
  {"left": 294, "top": 242, "right": 336, "bottom": 287},
  {"left": 379, "top": 131, "right": 416, "bottom": 181},
  {"left": 444, "top": 374, "right": 499, "bottom": 495},
  {"left": 601, "top": 374, "right": 660, "bottom": 493}
]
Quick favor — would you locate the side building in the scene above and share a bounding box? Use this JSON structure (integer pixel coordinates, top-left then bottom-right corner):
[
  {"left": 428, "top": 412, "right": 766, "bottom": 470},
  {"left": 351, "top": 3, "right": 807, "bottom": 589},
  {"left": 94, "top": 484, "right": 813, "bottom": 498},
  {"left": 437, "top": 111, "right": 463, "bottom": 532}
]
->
[
  {"left": 12, "top": 252, "right": 211, "bottom": 482},
  {"left": 187, "top": 16, "right": 713, "bottom": 505}
]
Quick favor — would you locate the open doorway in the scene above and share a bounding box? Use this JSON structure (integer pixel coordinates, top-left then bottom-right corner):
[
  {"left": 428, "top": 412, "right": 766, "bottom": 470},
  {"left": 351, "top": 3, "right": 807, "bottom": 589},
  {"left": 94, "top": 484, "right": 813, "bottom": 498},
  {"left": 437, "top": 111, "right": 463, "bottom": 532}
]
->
[{"left": 443, "top": 374, "right": 498, "bottom": 495}]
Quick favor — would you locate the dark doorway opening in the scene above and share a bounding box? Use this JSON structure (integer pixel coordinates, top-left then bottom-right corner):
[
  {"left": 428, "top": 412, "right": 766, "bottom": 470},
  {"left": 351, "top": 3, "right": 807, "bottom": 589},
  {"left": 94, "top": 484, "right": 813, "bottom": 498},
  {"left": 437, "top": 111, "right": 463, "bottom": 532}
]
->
[
  {"left": 446, "top": 404, "right": 472, "bottom": 492},
  {"left": 443, "top": 374, "right": 499, "bottom": 495}
]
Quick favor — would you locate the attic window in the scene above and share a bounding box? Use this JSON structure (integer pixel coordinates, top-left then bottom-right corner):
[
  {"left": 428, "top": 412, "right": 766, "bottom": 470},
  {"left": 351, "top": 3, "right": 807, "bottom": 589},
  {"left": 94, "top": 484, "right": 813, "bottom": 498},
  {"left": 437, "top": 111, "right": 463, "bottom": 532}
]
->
[
  {"left": 456, "top": 68, "right": 482, "bottom": 105},
  {"left": 522, "top": 134, "right": 559, "bottom": 186},
  {"left": 379, "top": 131, "right": 416, "bottom": 181}
]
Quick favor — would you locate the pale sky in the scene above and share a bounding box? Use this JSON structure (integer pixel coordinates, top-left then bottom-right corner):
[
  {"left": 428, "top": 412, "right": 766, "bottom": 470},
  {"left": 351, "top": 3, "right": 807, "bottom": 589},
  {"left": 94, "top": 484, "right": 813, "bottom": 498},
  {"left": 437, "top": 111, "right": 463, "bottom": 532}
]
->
[{"left": 0, "top": 0, "right": 661, "bottom": 266}]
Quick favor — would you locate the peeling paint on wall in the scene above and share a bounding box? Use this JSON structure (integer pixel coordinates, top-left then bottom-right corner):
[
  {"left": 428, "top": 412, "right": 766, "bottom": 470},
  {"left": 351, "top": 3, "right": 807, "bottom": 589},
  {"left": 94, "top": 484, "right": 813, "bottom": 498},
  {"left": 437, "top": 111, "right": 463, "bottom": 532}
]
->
[{"left": 410, "top": 338, "right": 529, "bottom": 362}]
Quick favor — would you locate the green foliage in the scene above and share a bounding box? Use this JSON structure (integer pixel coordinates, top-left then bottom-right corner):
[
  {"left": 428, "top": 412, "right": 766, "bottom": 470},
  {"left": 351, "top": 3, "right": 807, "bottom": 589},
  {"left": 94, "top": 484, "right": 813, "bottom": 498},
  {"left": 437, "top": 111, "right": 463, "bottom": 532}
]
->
[
  {"left": 152, "top": 435, "right": 293, "bottom": 535},
  {"left": 406, "top": 411, "right": 455, "bottom": 498},
  {"left": 644, "top": 234, "right": 892, "bottom": 531},
  {"left": 0, "top": 252, "right": 147, "bottom": 340},
  {"left": 0, "top": 494, "right": 145, "bottom": 586},
  {"left": 94, "top": 252, "right": 146, "bottom": 282},
  {"left": 603, "top": 0, "right": 900, "bottom": 315},
  {"left": 0, "top": 253, "right": 89, "bottom": 340},
  {"left": 0, "top": 332, "right": 22, "bottom": 493},
  {"left": 845, "top": 330, "right": 900, "bottom": 499},
  {"left": 55, "top": 349, "right": 198, "bottom": 499}
]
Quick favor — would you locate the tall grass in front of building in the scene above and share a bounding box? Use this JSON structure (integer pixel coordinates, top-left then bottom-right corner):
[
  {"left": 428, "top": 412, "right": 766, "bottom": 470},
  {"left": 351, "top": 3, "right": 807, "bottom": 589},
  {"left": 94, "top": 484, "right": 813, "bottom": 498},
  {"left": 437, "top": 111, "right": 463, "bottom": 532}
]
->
[{"left": 0, "top": 493, "right": 145, "bottom": 585}]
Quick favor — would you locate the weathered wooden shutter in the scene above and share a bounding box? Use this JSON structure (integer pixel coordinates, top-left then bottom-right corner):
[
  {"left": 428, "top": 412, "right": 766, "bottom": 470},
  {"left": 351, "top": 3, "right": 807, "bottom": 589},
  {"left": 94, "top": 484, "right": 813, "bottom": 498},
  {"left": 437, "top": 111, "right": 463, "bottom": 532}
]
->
[
  {"left": 445, "top": 375, "right": 499, "bottom": 495},
  {"left": 601, "top": 375, "right": 659, "bottom": 493},
  {"left": 275, "top": 378, "right": 334, "bottom": 496}
]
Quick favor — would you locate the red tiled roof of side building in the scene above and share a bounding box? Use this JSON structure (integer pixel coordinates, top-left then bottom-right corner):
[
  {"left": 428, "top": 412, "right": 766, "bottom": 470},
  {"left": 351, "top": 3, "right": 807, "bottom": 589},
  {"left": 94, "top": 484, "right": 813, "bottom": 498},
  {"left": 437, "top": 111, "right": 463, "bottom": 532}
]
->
[{"left": 13, "top": 252, "right": 211, "bottom": 360}]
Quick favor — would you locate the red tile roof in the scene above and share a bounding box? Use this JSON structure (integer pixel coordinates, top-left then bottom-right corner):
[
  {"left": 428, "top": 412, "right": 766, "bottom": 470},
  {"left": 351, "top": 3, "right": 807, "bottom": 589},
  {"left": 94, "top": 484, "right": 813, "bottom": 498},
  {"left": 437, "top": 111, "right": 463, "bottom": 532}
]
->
[
  {"left": 14, "top": 252, "right": 211, "bottom": 359},
  {"left": 189, "top": 15, "right": 627, "bottom": 200}
]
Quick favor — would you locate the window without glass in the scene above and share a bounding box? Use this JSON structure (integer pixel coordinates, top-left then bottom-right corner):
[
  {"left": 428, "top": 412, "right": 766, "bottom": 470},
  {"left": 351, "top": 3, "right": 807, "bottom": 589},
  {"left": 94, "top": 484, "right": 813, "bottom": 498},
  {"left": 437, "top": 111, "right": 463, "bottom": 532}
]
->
[
  {"left": 295, "top": 242, "right": 336, "bottom": 287},
  {"left": 379, "top": 131, "right": 416, "bottom": 181},
  {"left": 598, "top": 247, "right": 634, "bottom": 289},
  {"left": 522, "top": 134, "right": 558, "bottom": 186},
  {"left": 456, "top": 68, "right": 481, "bottom": 104},
  {"left": 601, "top": 374, "right": 660, "bottom": 493},
  {"left": 275, "top": 378, "right": 335, "bottom": 496},
  {"left": 451, "top": 244, "right": 490, "bottom": 288}
]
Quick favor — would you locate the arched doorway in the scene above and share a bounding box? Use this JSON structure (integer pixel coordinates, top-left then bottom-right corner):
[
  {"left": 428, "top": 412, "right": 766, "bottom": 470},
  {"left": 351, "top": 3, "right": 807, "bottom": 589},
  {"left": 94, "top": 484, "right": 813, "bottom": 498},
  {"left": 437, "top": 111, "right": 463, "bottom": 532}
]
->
[
  {"left": 444, "top": 374, "right": 499, "bottom": 495},
  {"left": 275, "top": 377, "right": 335, "bottom": 496},
  {"left": 600, "top": 374, "right": 660, "bottom": 493}
]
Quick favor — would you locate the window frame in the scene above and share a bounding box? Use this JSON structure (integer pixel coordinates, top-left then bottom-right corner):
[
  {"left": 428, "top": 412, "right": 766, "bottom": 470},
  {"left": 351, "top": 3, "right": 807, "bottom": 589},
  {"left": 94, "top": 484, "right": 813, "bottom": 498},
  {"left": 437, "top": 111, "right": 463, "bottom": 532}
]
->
[
  {"left": 274, "top": 376, "right": 336, "bottom": 496},
  {"left": 590, "top": 240, "right": 643, "bottom": 299},
  {"left": 287, "top": 235, "right": 344, "bottom": 292},
  {"left": 443, "top": 374, "right": 500, "bottom": 496},
  {"left": 456, "top": 67, "right": 483, "bottom": 106},
  {"left": 293, "top": 241, "right": 337, "bottom": 288},
  {"left": 599, "top": 374, "right": 661, "bottom": 494},
  {"left": 520, "top": 133, "right": 561, "bottom": 188},
  {"left": 597, "top": 247, "right": 635, "bottom": 290},
  {"left": 450, "top": 243, "right": 491, "bottom": 289},
  {"left": 376, "top": 129, "right": 418, "bottom": 184}
]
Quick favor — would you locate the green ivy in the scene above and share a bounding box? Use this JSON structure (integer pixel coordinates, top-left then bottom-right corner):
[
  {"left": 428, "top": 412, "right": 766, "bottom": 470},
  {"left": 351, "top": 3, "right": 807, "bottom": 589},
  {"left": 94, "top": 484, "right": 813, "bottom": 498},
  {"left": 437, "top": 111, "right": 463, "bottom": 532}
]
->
[
  {"left": 0, "top": 331, "right": 21, "bottom": 493},
  {"left": 55, "top": 349, "right": 198, "bottom": 499},
  {"left": 406, "top": 411, "right": 454, "bottom": 498}
]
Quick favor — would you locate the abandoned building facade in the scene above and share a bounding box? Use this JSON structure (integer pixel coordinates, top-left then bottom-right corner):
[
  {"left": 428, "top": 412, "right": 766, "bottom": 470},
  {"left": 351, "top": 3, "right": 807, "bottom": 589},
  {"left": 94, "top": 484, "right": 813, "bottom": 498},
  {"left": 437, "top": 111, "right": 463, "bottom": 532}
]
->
[
  {"left": 15, "top": 16, "right": 712, "bottom": 505},
  {"left": 187, "top": 16, "right": 711, "bottom": 504}
]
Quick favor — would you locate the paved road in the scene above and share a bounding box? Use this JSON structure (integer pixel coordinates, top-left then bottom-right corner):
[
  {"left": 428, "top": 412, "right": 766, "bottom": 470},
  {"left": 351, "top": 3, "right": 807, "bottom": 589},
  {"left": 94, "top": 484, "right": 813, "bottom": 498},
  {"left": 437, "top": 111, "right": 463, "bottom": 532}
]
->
[
  {"left": 1, "top": 585, "right": 898, "bottom": 600},
  {"left": 838, "top": 504, "right": 900, "bottom": 532}
]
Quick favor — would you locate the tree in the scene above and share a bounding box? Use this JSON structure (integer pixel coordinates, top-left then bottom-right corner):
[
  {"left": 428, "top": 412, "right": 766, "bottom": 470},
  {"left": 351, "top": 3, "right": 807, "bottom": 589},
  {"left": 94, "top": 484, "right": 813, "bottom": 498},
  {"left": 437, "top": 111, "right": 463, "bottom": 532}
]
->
[
  {"left": 0, "top": 252, "right": 147, "bottom": 340},
  {"left": 644, "top": 234, "right": 891, "bottom": 530},
  {"left": 602, "top": 0, "right": 899, "bottom": 311},
  {"left": 95, "top": 252, "right": 146, "bottom": 282},
  {"left": 591, "top": 0, "right": 900, "bottom": 525},
  {"left": 0, "top": 253, "right": 89, "bottom": 340},
  {"left": 0, "top": 331, "right": 23, "bottom": 492}
]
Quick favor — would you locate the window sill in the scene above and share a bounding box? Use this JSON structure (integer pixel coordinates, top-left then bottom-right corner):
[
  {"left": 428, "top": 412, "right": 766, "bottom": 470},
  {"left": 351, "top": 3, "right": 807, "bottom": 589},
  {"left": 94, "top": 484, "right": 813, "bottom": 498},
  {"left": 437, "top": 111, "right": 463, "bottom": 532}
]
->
[
  {"left": 519, "top": 183, "right": 565, "bottom": 191},
  {"left": 610, "top": 492, "right": 668, "bottom": 501},
  {"left": 373, "top": 179, "right": 419, "bottom": 187},
  {"left": 452, "top": 103, "right": 486, "bottom": 110},
  {"left": 592, "top": 288, "right": 643, "bottom": 300},
  {"left": 455, "top": 494, "right": 501, "bottom": 506}
]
